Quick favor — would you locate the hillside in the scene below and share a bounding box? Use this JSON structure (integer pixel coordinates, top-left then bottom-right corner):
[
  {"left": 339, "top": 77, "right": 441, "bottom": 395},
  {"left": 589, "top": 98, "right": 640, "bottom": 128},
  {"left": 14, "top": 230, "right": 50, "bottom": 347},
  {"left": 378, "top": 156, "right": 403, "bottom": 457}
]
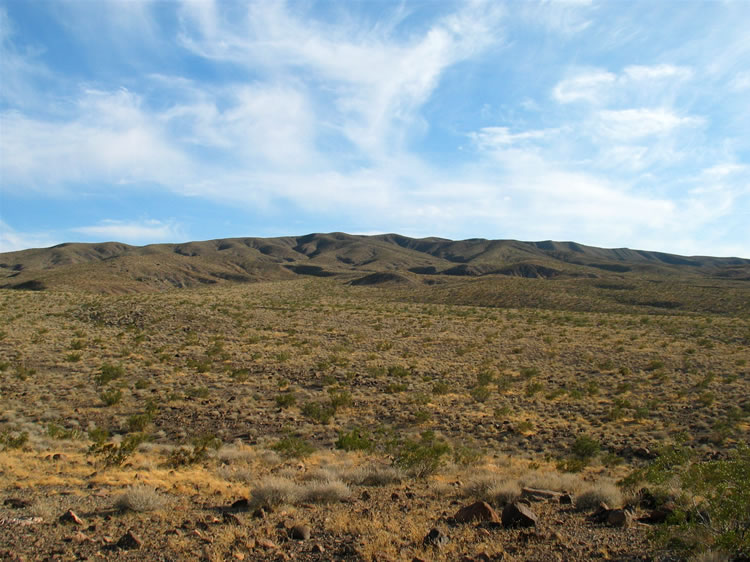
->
[{"left": 2, "top": 233, "right": 748, "bottom": 295}]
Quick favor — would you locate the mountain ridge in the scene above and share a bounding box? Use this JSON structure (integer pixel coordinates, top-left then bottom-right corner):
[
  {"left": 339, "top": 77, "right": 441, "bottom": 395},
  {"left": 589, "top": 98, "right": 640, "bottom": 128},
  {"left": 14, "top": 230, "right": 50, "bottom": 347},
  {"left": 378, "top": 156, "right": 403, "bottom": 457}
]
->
[{"left": 1, "top": 232, "right": 748, "bottom": 293}]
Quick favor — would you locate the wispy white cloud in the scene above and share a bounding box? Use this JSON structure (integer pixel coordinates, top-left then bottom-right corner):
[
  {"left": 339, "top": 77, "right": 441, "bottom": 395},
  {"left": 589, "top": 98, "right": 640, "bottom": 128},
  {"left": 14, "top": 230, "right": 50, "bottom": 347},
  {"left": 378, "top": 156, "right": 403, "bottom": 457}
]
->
[
  {"left": 729, "top": 70, "right": 750, "bottom": 91},
  {"left": 177, "top": 0, "right": 504, "bottom": 157},
  {"left": 520, "top": 0, "right": 594, "bottom": 35},
  {"left": 72, "top": 220, "right": 186, "bottom": 244},
  {"left": 0, "top": 1, "right": 747, "bottom": 257},
  {"left": 469, "top": 126, "right": 560, "bottom": 149},
  {"left": 623, "top": 64, "right": 693, "bottom": 82},
  {"left": 595, "top": 108, "right": 703, "bottom": 140},
  {"left": 0, "top": 221, "right": 58, "bottom": 253},
  {"left": 552, "top": 70, "right": 615, "bottom": 104},
  {"left": 1, "top": 89, "right": 191, "bottom": 193}
]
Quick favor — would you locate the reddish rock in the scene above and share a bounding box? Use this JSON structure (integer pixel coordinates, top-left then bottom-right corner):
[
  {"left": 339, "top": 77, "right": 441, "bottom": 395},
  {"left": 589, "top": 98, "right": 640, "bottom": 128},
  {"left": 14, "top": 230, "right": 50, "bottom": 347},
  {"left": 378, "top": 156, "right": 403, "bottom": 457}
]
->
[
  {"left": 423, "top": 528, "right": 449, "bottom": 548},
  {"left": 116, "top": 530, "right": 142, "bottom": 550},
  {"left": 454, "top": 501, "right": 501, "bottom": 524},
  {"left": 289, "top": 524, "right": 311, "bottom": 540},
  {"left": 607, "top": 509, "right": 631, "bottom": 528},
  {"left": 59, "top": 510, "right": 85, "bottom": 525},
  {"left": 501, "top": 503, "right": 537, "bottom": 528}
]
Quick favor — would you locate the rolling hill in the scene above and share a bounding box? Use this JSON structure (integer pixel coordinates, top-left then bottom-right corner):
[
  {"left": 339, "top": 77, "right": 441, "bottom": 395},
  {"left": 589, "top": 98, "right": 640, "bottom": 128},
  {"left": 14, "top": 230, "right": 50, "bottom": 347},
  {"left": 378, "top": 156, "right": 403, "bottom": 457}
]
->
[{"left": 1, "top": 232, "right": 748, "bottom": 294}]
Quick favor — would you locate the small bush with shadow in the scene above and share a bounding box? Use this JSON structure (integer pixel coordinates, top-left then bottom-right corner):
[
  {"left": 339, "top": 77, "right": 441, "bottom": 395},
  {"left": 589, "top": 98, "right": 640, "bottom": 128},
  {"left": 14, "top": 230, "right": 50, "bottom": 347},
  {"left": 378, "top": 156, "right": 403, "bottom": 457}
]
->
[{"left": 115, "top": 485, "right": 168, "bottom": 512}]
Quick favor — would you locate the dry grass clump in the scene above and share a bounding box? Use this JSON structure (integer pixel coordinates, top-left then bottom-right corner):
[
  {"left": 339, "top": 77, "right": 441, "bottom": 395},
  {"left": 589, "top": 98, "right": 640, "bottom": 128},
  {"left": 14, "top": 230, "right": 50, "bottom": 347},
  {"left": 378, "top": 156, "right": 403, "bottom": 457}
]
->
[
  {"left": 215, "top": 444, "right": 257, "bottom": 464},
  {"left": 519, "top": 470, "right": 583, "bottom": 494},
  {"left": 300, "top": 466, "right": 341, "bottom": 483},
  {"left": 574, "top": 481, "right": 623, "bottom": 510},
  {"left": 344, "top": 463, "right": 403, "bottom": 487},
  {"left": 298, "top": 479, "right": 350, "bottom": 504},
  {"left": 463, "top": 474, "right": 523, "bottom": 506},
  {"left": 249, "top": 477, "right": 300, "bottom": 508},
  {"left": 114, "top": 485, "right": 168, "bottom": 512},
  {"left": 216, "top": 465, "right": 255, "bottom": 483}
]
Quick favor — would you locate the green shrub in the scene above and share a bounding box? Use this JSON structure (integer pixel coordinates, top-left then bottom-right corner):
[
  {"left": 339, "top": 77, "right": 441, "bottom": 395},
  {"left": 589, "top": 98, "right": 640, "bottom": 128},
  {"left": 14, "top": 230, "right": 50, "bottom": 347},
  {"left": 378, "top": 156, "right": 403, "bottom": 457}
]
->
[
  {"left": 89, "top": 432, "right": 148, "bottom": 467},
  {"left": 470, "top": 385, "right": 491, "bottom": 402},
  {"left": 556, "top": 456, "right": 588, "bottom": 473},
  {"left": 127, "top": 413, "right": 152, "bottom": 432},
  {"left": 385, "top": 382, "right": 407, "bottom": 393},
  {"left": 623, "top": 444, "right": 750, "bottom": 558},
  {"left": 335, "top": 427, "right": 373, "bottom": 451},
  {"left": 453, "top": 444, "right": 483, "bottom": 467},
  {"left": 476, "top": 371, "right": 495, "bottom": 386},
  {"left": 167, "top": 434, "right": 222, "bottom": 467},
  {"left": 328, "top": 389, "right": 353, "bottom": 409},
  {"left": 271, "top": 435, "right": 315, "bottom": 459},
  {"left": 0, "top": 430, "right": 28, "bottom": 451},
  {"left": 47, "top": 422, "right": 82, "bottom": 440},
  {"left": 525, "top": 381, "right": 544, "bottom": 396},
  {"left": 432, "top": 381, "right": 450, "bottom": 395},
  {"left": 96, "top": 363, "right": 124, "bottom": 385},
  {"left": 302, "top": 401, "right": 335, "bottom": 424},
  {"left": 392, "top": 430, "right": 450, "bottom": 478},
  {"left": 275, "top": 392, "right": 297, "bottom": 408},
  {"left": 100, "top": 389, "right": 123, "bottom": 406},
  {"left": 572, "top": 435, "right": 601, "bottom": 459},
  {"left": 387, "top": 365, "right": 410, "bottom": 378},
  {"left": 88, "top": 426, "right": 109, "bottom": 445}
]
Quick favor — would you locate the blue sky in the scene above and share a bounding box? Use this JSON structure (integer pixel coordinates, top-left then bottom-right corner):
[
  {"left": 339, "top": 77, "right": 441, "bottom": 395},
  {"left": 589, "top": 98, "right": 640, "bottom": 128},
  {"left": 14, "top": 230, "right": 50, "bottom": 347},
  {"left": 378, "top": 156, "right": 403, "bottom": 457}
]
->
[{"left": 1, "top": 0, "right": 748, "bottom": 257}]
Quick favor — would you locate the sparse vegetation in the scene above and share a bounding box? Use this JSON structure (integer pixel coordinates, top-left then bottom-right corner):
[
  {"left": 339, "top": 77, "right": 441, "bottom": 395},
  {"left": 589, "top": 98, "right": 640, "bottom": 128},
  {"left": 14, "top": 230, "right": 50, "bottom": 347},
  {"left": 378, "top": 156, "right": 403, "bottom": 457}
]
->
[{"left": 1, "top": 236, "right": 749, "bottom": 560}]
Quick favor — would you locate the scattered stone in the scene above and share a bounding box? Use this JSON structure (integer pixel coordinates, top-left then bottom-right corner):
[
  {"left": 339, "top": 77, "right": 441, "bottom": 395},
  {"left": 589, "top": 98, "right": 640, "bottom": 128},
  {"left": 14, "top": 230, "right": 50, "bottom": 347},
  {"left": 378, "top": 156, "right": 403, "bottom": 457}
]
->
[
  {"left": 0, "top": 516, "right": 43, "bottom": 527},
  {"left": 607, "top": 509, "right": 632, "bottom": 528},
  {"left": 192, "top": 529, "right": 213, "bottom": 544},
  {"left": 521, "top": 487, "right": 562, "bottom": 502},
  {"left": 423, "top": 528, "right": 449, "bottom": 548},
  {"left": 59, "top": 510, "right": 85, "bottom": 525},
  {"left": 230, "top": 498, "right": 250, "bottom": 511},
  {"left": 257, "top": 538, "right": 278, "bottom": 549},
  {"left": 116, "top": 530, "right": 142, "bottom": 550},
  {"left": 311, "top": 543, "right": 325, "bottom": 554},
  {"left": 289, "top": 524, "right": 311, "bottom": 541},
  {"left": 223, "top": 512, "right": 241, "bottom": 525},
  {"left": 588, "top": 503, "right": 611, "bottom": 524},
  {"left": 501, "top": 503, "right": 538, "bottom": 528},
  {"left": 639, "top": 503, "right": 675, "bottom": 524},
  {"left": 3, "top": 498, "right": 31, "bottom": 509},
  {"left": 454, "top": 501, "right": 501, "bottom": 524},
  {"left": 637, "top": 488, "right": 658, "bottom": 509},
  {"left": 460, "top": 553, "right": 497, "bottom": 562},
  {"left": 72, "top": 531, "right": 91, "bottom": 543}
]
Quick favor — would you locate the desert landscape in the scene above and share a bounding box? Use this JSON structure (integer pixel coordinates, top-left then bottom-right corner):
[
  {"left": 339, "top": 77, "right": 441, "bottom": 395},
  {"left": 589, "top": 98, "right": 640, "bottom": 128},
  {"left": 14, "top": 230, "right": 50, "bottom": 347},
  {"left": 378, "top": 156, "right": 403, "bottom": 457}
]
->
[{"left": 1, "top": 233, "right": 748, "bottom": 561}]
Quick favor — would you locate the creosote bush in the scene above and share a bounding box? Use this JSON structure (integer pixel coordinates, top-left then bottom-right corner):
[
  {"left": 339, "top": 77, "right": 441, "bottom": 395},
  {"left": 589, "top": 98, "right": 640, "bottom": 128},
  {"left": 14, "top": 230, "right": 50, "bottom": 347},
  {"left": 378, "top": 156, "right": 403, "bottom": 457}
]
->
[
  {"left": 391, "top": 430, "right": 450, "bottom": 478},
  {"left": 271, "top": 434, "right": 315, "bottom": 459},
  {"left": 335, "top": 427, "right": 374, "bottom": 451},
  {"left": 623, "top": 443, "right": 750, "bottom": 558}
]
